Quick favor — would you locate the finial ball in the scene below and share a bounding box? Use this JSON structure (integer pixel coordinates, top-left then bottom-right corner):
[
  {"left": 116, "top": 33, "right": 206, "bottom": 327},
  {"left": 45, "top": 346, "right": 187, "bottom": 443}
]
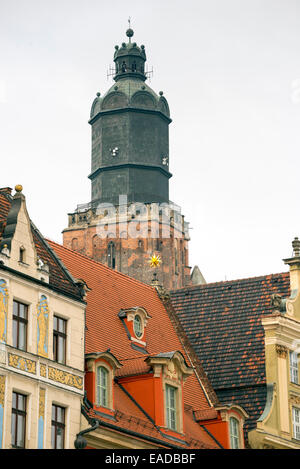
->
[
  {"left": 126, "top": 28, "right": 134, "bottom": 38},
  {"left": 15, "top": 184, "right": 23, "bottom": 193},
  {"left": 96, "top": 92, "right": 101, "bottom": 97}
]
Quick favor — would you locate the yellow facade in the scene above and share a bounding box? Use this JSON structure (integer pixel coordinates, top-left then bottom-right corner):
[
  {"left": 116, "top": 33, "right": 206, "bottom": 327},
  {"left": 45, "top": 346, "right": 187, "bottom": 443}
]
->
[
  {"left": 0, "top": 188, "right": 85, "bottom": 449},
  {"left": 248, "top": 238, "right": 300, "bottom": 449}
]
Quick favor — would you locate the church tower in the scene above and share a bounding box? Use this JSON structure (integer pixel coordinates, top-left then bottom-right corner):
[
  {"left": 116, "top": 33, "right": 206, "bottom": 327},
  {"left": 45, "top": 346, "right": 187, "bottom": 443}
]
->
[{"left": 63, "top": 28, "right": 192, "bottom": 290}]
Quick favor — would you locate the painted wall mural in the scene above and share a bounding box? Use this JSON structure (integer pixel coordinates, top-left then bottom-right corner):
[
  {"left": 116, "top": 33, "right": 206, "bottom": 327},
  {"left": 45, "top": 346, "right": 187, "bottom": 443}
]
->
[
  {"left": 0, "top": 375, "right": 5, "bottom": 449},
  {"left": 37, "top": 295, "right": 49, "bottom": 358},
  {"left": 0, "top": 280, "right": 8, "bottom": 344},
  {"left": 38, "top": 388, "right": 45, "bottom": 449}
]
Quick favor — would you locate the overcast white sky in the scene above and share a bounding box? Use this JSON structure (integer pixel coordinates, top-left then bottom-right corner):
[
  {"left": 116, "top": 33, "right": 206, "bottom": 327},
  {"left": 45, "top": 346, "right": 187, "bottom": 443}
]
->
[{"left": 1, "top": 0, "right": 300, "bottom": 283}]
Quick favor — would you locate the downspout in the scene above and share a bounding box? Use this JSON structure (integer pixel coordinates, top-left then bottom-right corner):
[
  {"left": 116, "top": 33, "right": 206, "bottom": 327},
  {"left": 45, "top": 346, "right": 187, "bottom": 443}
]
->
[{"left": 74, "top": 417, "right": 100, "bottom": 449}]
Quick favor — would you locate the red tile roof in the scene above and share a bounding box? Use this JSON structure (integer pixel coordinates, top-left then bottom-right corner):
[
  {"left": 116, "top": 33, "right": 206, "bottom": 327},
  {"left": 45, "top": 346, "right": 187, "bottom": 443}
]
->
[{"left": 48, "top": 239, "right": 222, "bottom": 448}]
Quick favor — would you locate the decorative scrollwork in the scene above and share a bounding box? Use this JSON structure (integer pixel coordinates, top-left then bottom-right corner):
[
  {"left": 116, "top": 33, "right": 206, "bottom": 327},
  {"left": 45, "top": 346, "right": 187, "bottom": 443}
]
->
[
  {"left": 48, "top": 366, "right": 83, "bottom": 390},
  {"left": 8, "top": 353, "right": 36, "bottom": 374},
  {"left": 0, "top": 375, "right": 5, "bottom": 407}
]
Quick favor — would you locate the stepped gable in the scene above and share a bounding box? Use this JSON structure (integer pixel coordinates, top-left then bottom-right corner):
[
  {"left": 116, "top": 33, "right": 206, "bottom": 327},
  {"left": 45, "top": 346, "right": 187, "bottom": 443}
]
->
[
  {"left": 170, "top": 272, "right": 290, "bottom": 435},
  {"left": 48, "top": 239, "right": 222, "bottom": 448}
]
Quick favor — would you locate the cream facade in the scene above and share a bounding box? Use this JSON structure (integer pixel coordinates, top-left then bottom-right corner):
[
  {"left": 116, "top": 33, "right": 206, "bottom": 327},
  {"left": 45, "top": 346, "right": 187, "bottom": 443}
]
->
[
  {"left": 0, "top": 187, "right": 86, "bottom": 449},
  {"left": 248, "top": 238, "right": 300, "bottom": 449}
]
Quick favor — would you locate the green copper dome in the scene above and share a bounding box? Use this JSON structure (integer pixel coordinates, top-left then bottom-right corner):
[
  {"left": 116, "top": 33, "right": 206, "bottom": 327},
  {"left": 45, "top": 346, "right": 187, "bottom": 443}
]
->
[{"left": 89, "top": 30, "right": 170, "bottom": 120}]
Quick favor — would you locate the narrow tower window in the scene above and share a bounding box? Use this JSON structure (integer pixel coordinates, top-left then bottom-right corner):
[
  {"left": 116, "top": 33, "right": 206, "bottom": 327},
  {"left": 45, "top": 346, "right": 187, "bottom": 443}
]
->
[
  {"left": 19, "top": 247, "right": 25, "bottom": 263},
  {"left": 107, "top": 242, "right": 116, "bottom": 269}
]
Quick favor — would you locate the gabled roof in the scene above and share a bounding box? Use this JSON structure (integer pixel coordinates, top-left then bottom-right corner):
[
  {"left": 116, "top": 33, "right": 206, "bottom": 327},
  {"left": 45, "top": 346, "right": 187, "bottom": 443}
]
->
[
  {"left": 170, "top": 272, "right": 290, "bottom": 436},
  {"left": 0, "top": 189, "right": 83, "bottom": 302},
  {"left": 48, "top": 239, "right": 222, "bottom": 448}
]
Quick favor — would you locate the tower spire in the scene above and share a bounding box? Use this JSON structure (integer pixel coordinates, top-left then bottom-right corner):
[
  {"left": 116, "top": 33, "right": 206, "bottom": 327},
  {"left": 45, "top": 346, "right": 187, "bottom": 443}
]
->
[{"left": 126, "top": 17, "right": 134, "bottom": 44}]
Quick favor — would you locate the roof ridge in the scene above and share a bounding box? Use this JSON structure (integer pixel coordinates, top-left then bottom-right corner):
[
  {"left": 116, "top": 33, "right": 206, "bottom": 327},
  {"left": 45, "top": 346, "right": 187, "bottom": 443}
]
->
[
  {"left": 171, "top": 271, "right": 289, "bottom": 293},
  {"left": 46, "top": 238, "right": 157, "bottom": 292}
]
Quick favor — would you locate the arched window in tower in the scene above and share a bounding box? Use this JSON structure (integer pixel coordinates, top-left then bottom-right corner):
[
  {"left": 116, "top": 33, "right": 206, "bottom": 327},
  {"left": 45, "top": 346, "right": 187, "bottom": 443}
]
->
[
  {"left": 132, "top": 61, "right": 137, "bottom": 72},
  {"left": 174, "top": 248, "right": 178, "bottom": 275},
  {"left": 121, "top": 61, "right": 127, "bottom": 72},
  {"left": 71, "top": 238, "right": 78, "bottom": 251},
  {"left": 107, "top": 242, "right": 116, "bottom": 269}
]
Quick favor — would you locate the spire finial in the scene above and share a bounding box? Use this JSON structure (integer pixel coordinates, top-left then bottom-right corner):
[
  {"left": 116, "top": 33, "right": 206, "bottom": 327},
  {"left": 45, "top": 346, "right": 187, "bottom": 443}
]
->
[{"left": 126, "top": 17, "right": 134, "bottom": 43}]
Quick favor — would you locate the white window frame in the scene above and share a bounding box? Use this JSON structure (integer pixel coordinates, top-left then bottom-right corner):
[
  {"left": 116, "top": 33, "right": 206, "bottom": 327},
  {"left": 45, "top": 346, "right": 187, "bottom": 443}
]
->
[
  {"left": 229, "top": 416, "right": 240, "bottom": 449},
  {"left": 165, "top": 384, "right": 177, "bottom": 431},
  {"left": 96, "top": 365, "right": 109, "bottom": 408},
  {"left": 290, "top": 351, "right": 299, "bottom": 384},
  {"left": 292, "top": 407, "right": 300, "bottom": 440}
]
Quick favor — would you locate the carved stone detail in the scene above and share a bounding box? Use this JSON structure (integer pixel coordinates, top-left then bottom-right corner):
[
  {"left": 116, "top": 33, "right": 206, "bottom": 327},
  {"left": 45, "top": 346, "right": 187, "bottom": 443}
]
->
[
  {"left": 290, "top": 395, "right": 300, "bottom": 405},
  {"left": 276, "top": 345, "right": 288, "bottom": 358}
]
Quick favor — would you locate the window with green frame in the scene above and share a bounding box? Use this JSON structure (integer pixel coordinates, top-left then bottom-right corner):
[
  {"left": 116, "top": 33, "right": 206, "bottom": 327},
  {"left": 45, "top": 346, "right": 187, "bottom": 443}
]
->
[
  {"left": 229, "top": 417, "right": 240, "bottom": 449},
  {"left": 165, "top": 384, "right": 177, "bottom": 431},
  {"left": 96, "top": 366, "right": 109, "bottom": 407}
]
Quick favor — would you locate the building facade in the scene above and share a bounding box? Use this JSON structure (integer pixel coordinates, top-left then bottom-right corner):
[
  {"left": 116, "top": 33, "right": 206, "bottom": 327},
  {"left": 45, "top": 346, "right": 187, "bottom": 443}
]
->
[
  {"left": 62, "top": 28, "right": 197, "bottom": 291},
  {"left": 170, "top": 238, "right": 300, "bottom": 449},
  {"left": 0, "top": 186, "right": 86, "bottom": 449},
  {"left": 50, "top": 239, "right": 248, "bottom": 449}
]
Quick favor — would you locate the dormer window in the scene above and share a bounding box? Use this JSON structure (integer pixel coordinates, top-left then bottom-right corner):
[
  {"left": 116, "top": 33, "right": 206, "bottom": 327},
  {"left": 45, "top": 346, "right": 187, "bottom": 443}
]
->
[
  {"left": 85, "top": 351, "right": 122, "bottom": 414},
  {"left": 146, "top": 351, "right": 193, "bottom": 436},
  {"left": 118, "top": 307, "right": 151, "bottom": 351},
  {"left": 133, "top": 314, "right": 143, "bottom": 339}
]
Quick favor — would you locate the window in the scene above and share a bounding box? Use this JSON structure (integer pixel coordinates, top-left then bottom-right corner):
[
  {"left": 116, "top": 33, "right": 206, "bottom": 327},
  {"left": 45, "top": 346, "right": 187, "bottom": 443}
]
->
[
  {"left": 174, "top": 248, "right": 178, "bottom": 275},
  {"left": 107, "top": 242, "right": 116, "bottom": 269},
  {"left": 13, "top": 300, "right": 28, "bottom": 351},
  {"left": 229, "top": 417, "right": 240, "bottom": 449},
  {"left": 19, "top": 247, "right": 25, "bottom": 263},
  {"left": 293, "top": 407, "right": 300, "bottom": 440},
  {"left": 133, "top": 315, "right": 143, "bottom": 339},
  {"left": 290, "top": 351, "right": 299, "bottom": 384},
  {"left": 51, "top": 404, "right": 65, "bottom": 449},
  {"left": 96, "top": 366, "right": 109, "bottom": 407},
  {"left": 53, "top": 316, "right": 67, "bottom": 364},
  {"left": 166, "top": 384, "right": 177, "bottom": 431},
  {"left": 11, "top": 392, "right": 26, "bottom": 448}
]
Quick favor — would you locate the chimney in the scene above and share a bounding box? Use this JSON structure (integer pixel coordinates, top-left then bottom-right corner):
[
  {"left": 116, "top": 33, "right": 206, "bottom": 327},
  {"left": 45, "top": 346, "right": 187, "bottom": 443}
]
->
[{"left": 283, "top": 237, "right": 300, "bottom": 292}]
